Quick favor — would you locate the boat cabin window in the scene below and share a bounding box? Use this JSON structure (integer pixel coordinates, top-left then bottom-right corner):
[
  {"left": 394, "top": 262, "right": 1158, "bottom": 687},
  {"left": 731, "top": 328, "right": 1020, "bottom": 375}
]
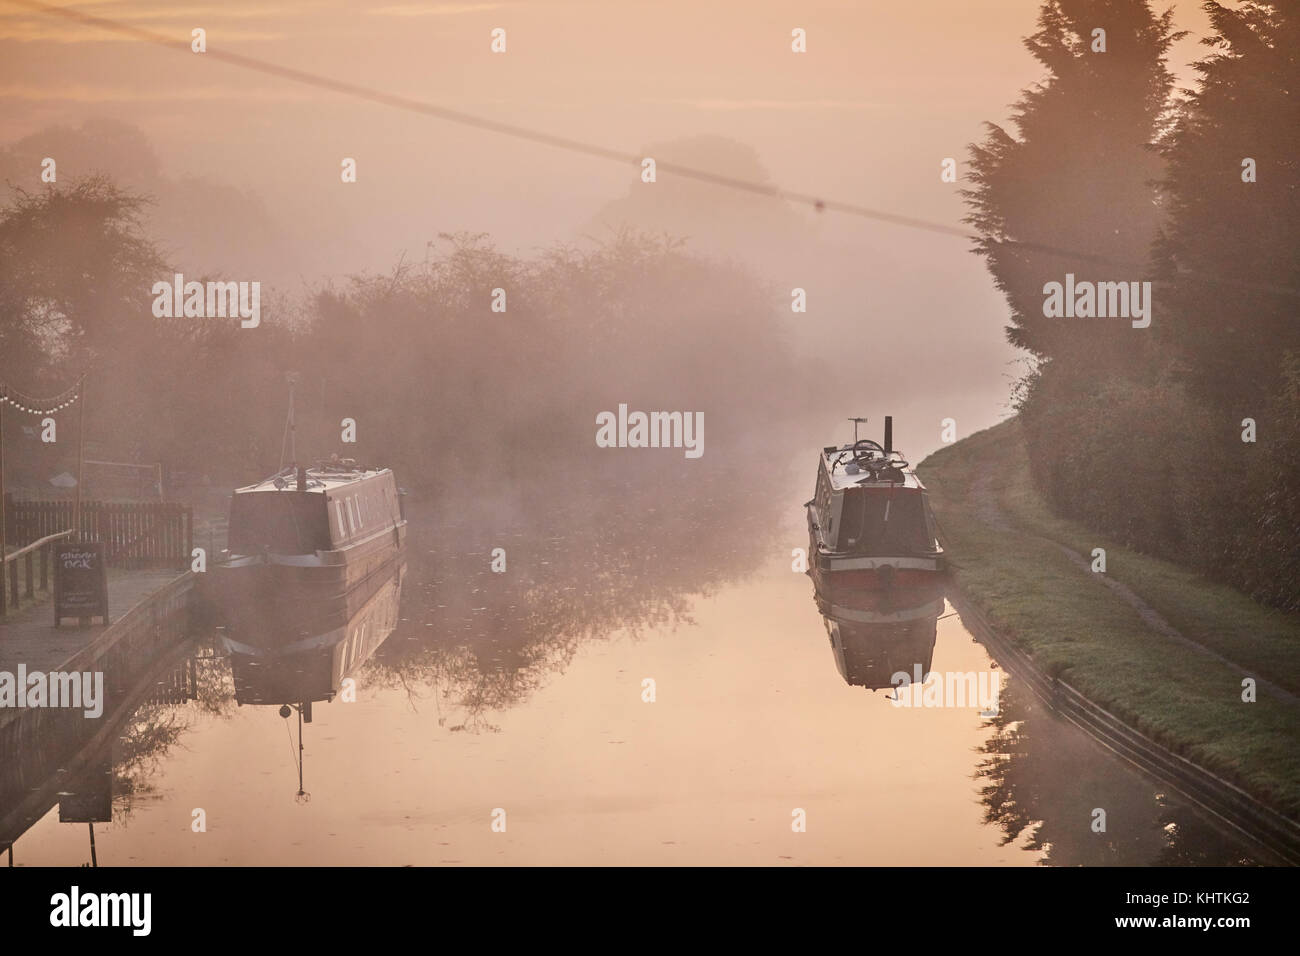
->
[
  {"left": 814, "top": 466, "right": 833, "bottom": 521},
  {"left": 921, "top": 491, "right": 940, "bottom": 547},
  {"left": 837, "top": 489, "right": 934, "bottom": 555}
]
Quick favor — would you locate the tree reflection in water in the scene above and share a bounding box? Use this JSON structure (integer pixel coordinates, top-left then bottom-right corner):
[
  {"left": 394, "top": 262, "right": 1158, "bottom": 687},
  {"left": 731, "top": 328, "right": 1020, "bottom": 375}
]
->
[
  {"left": 369, "top": 448, "right": 793, "bottom": 731},
  {"left": 110, "top": 654, "right": 235, "bottom": 823},
  {"left": 976, "top": 679, "right": 1262, "bottom": 865}
]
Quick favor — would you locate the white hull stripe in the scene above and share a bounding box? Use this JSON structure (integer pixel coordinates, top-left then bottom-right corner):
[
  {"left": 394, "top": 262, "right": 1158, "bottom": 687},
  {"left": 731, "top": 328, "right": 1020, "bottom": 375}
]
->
[
  {"left": 829, "top": 597, "right": 946, "bottom": 624},
  {"left": 222, "top": 628, "right": 346, "bottom": 658}
]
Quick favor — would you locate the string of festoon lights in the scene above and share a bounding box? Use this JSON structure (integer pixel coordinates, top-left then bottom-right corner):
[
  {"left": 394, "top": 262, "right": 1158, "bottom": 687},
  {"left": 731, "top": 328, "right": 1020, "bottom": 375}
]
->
[{"left": 0, "top": 381, "right": 82, "bottom": 416}]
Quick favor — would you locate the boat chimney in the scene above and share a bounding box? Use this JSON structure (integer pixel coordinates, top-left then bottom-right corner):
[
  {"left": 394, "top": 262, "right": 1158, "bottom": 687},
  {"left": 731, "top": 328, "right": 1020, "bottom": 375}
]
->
[
  {"left": 884, "top": 416, "right": 893, "bottom": 455},
  {"left": 297, "top": 465, "right": 307, "bottom": 492}
]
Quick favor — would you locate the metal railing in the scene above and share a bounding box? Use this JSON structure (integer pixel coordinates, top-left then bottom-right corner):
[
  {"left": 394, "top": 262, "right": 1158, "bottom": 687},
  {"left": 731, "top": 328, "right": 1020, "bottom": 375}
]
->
[{"left": 0, "top": 529, "right": 73, "bottom": 617}]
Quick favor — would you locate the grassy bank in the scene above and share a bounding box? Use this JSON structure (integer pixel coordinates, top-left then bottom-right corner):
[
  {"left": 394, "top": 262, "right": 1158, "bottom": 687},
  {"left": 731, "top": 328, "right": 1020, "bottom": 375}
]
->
[{"left": 918, "top": 418, "right": 1300, "bottom": 819}]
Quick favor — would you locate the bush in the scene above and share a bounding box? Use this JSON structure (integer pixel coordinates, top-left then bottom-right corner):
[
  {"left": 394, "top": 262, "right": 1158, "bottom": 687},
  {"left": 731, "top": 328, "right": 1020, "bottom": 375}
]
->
[{"left": 1017, "top": 362, "right": 1300, "bottom": 610}]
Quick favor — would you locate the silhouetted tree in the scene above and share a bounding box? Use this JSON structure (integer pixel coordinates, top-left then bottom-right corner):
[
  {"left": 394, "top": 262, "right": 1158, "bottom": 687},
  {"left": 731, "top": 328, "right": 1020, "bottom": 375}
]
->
[
  {"left": 1154, "top": 0, "right": 1299, "bottom": 408},
  {"left": 963, "top": 2, "right": 1300, "bottom": 610},
  {"left": 0, "top": 177, "right": 165, "bottom": 383},
  {"left": 965, "top": 0, "right": 1184, "bottom": 374}
]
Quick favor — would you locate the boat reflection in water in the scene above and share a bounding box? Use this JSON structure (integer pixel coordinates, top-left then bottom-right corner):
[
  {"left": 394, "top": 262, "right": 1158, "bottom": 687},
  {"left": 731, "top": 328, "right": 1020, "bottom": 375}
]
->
[
  {"left": 812, "top": 576, "right": 945, "bottom": 692},
  {"left": 221, "top": 561, "right": 405, "bottom": 800},
  {"left": 225, "top": 560, "right": 404, "bottom": 707}
]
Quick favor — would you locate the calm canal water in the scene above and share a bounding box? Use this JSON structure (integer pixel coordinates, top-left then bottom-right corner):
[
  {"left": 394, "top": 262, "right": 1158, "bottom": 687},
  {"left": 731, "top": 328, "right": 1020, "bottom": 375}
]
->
[{"left": 3, "top": 437, "right": 1264, "bottom": 865}]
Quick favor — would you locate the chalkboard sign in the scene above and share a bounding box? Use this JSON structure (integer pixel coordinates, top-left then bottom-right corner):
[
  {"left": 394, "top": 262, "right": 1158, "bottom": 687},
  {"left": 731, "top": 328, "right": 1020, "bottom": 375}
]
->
[{"left": 54, "top": 541, "right": 109, "bottom": 626}]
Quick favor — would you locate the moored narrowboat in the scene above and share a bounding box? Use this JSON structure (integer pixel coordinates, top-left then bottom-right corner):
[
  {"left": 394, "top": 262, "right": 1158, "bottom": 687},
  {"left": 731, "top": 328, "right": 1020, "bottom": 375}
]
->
[
  {"left": 806, "top": 416, "right": 943, "bottom": 596},
  {"left": 210, "top": 458, "right": 406, "bottom": 632}
]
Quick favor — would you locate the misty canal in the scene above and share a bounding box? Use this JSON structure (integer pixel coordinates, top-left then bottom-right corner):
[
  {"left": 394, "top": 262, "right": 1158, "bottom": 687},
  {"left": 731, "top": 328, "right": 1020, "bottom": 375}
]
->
[{"left": 4, "top": 441, "right": 1260, "bottom": 867}]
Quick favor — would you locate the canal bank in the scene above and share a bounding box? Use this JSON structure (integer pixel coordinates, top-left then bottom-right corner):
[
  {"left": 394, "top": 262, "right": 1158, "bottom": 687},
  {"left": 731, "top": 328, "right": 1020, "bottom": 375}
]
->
[
  {"left": 0, "top": 570, "right": 194, "bottom": 850},
  {"left": 918, "top": 418, "right": 1300, "bottom": 857}
]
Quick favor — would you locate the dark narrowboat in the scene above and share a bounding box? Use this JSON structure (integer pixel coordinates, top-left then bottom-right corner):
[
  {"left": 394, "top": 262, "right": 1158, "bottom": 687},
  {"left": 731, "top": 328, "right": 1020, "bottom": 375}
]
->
[
  {"left": 806, "top": 416, "right": 944, "bottom": 597},
  {"left": 211, "top": 458, "right": 406, "bottom": 636}
]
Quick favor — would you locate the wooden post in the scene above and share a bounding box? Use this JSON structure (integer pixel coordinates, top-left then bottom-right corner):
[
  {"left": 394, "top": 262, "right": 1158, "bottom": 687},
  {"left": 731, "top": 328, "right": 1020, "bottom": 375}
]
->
[{"left": 74, "top": 374, "right": 86, "bottom": 543}]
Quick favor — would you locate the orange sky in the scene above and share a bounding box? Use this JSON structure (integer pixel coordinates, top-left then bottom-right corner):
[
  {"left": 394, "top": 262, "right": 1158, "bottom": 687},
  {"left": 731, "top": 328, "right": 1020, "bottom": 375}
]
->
[
  {"left": 0, "top": 0, "right": 1213, "bottom": 236},
  {"left": 0, "top": 0, "right": 1218, "bottom": 443}
]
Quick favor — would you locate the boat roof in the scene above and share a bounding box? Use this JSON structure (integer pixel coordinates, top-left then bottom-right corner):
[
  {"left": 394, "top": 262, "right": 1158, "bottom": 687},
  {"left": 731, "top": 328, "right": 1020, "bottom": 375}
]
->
[
  {"left": 235, "top": 465, "right": 391, "bottom": 495},
  {"left": 821, "top": 445, "right": 924, "bottom": 491}
]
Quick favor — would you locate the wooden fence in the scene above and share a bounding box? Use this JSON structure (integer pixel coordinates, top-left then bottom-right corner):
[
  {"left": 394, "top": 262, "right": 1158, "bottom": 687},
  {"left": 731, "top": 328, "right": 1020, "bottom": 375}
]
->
[{"left": 3, "top": 496, "right": 192, "bottom": 570}]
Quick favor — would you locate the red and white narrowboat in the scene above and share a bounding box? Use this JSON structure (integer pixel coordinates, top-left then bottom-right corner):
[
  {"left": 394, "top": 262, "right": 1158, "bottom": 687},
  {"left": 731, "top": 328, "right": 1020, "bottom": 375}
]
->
[{"left": 806, "top": 416, "right": 944, "bottom": 597}]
